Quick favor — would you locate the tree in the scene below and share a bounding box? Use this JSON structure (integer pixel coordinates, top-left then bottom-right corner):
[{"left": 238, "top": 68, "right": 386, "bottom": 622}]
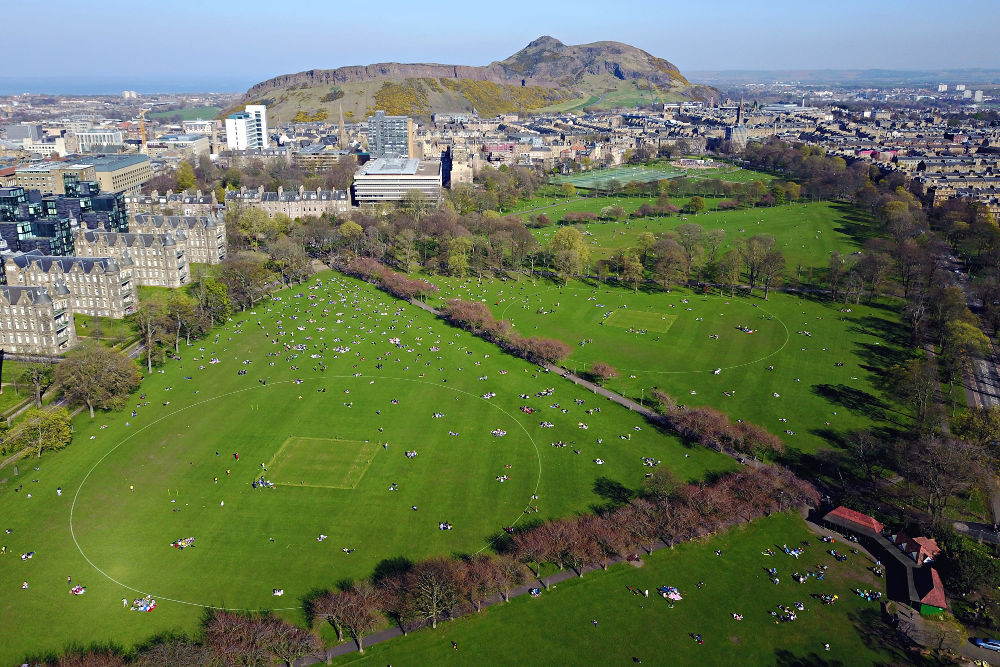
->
[
  {"left": 717, "top": 249, "right": 743, "bottom": 296},
  {"left": 560, "top": 183, "right": 576, "bottom": 198},
  {"left": 684, "top": 196, "right": 706, "bottom": 215},
  {"left": 405, "top": 557, "right": 461, "bottom": 629},
  {"left": 653, "top": 238, "right": 688, "bottom": 289},
  {"left": 548, "top": 227, "right": 590, "bottom": 283},
  {"left": 267, "top": 235, "right": 311, "bottom": 285},
  {"left": 337, "top": 583, "right": 383, "bottom": 653},
  {"left": 447, "top": 236, "right": 472, "bottom": 277},
  {"left": 163, "top": 292, "right": 200, "bottom": 351},
  {"left": 675, "top": 223, "right": 705, "bottom": 271},
  {"left": 620, "top": 252, "right": 644, "bottom": 292},
  {"left": 219, "top": 252, "right": 276, "bottom": 310},
  {"left": 738, "top": 234, "right": 775, "bottom": 291},
  {"left": 338, "top": 220, "right": 364, "bottom": 255},
  {"left": 590, "top": 361, "right": 618, "bottom": 385},
  {"left": 18, "top": 363, "right": 53, "bottom": 408},
  {"left": 4, "top": 407, "right": 71, "bottom": 458},
  {"left": 905, "top": 437, "right": 988, "bottom": 524},
  {"left": 954, "top": 407, "right": 1000, "bottom": 450},
  {"left": 846, "top": 429, "right": 888, "bottom": 482},
  {"left": 130, "top": 302, "right": 166, "bottom": 373},
  {"left": 759, "top": 249, "right": 786, "bottom": 300},
  {"left": 891, "top": 356, "right": 939, "bottom": 427},
  {"left": 175, "top": 161, "right": 196, "bottom": 191},
  {"left": 55, "top": 344, "right": 141, "bottom": 418},
  {"left": 941, "top": 319, "right": 990, "bottom": 397}
]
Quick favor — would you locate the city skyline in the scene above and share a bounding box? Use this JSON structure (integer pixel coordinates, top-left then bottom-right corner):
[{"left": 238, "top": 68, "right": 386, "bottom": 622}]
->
[{"left": 3, "top": 0, "right": 999, "bottom": 94}]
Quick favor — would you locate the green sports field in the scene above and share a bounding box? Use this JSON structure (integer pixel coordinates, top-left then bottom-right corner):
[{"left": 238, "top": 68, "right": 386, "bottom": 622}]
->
[
  {"left": 551, "top": 165, "right": 684, "bottom": 189},
  {"left": 0, "top": 273, "right": 739, "bottom": 664},
  {"left": 429, "top": 277, "right": 908, "bottom": 457},
  {"left": 334, "top": 513, "right": 898, "bottom": 666}
]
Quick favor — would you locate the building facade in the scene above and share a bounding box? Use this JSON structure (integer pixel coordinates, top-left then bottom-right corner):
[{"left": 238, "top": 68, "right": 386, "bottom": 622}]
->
[
  {"left": 3, "top": 250, "right": 137, "bottom": 318},
  {"left": 368, "top": 111, "right": 414, "bottom": 158},
  {"left": 130, "top": 213, "right": 227, "bottom": 264},
  {"left": 353, "top": 157, "right": 442, "bottom": 205},
  {"left": 75, "top": 230, "right": 189, "bottom": 288},
  {"left": 0, "top": 284, "right": 76, "bottom": 356},
  {"left": 224, "top": 185, "right": 350, "bottom": 219},
  {"left": 226, "top": 105, "right": 269, "bottom": 151},
  {"left": 86, "top": 154, "right": 153, "bottom": 194}
]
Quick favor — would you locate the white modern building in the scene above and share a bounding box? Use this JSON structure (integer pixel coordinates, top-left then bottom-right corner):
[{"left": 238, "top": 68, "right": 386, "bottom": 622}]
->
[
  {"left": 353, "top": 157, "right": 442, "bottom": 205},
  {"left": 76, "top": 129, "right": 124, "bottom": 152},
  {"left": 225, "top": 104, "right": 268, "bottom": 151}
]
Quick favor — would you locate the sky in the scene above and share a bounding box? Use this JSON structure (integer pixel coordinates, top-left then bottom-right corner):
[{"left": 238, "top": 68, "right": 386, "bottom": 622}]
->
[{"left": 2, "top": 0, "right": 999, "bottom": 94}]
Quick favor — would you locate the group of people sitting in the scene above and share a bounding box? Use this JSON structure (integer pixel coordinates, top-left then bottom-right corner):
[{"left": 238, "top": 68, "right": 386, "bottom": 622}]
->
[
  {"left": 251, "top": 477, "right": 274, "bottom": 489},
  {"left": 70, "top": 585, "right": 86, "bottom": 595},
  {"left": 438, "top": 522, "right": 453, "bottom": 530},
  {"left": 405, "top": 450, "right": 418, "bottom": 459},
  {"left": 170, "top": 537, "right": 195, "bottom": 549}
]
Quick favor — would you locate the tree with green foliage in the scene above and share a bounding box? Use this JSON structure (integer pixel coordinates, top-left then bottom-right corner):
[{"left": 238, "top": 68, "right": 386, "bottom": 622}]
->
[
  {"left": 684, "top": 196, "right": 706, "bottom": 215},
  {"left": 338, "top": 220, "right": 364, "bottom": 255},
  {"left": 54, "top": 343, "right": 141, "bottom": 419},
  {"left": 548, "top": 226, "right": 590, "bottom": 284},
  {"left": 560, "top": 183, "right": 576, "bottom": 198},
  {"left": 620, "top": 252, "right": 644, "bottom": 292},
  {"left": 130, "top": 302, "right": 167, "bottom": 373},
  {"left": 447, "top": 236, "right": 472, "bottom": 277},
  {"left": 954, "top": 406, "right": 1000, "bottom": 451},
  {"left": 18, "top": 364, "right": 53, "bottom": 409},
  {"left": 5, "top": 407, "right": 71, "bottom": 458},
  {"left": 941, "top": 319, "right": 991, "bottom": 398},
  {"left": 176, "top": 161, "right": 196, "bottom": 191}
]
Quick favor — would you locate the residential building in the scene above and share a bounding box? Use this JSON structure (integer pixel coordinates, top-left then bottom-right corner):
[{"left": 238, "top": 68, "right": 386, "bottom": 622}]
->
[
  {"left": 3, "top": 250, "right": 137, "bottom": 318},
  {"left": 225, "top": 185, "right": 350, "bottom": 219},
  {"left": 146, "top": 133, "right": 210, "bottom": 158},
  {"left": 353, "top": 157, "right": 442, "bottom": 205},
  {"left": 368, "top": 110, "right": 414, "bottom": 158},
  {"left": 131, "top": 213, "right": 227, "bottom": 264},
  {"left": 0, "top": 284, "right": 76, "bottom": 356},
  {"left": 75, "top": 230, "right": 189, "bottom": 288},
  {"left": 292, "top": 144, "right": 354, "bottom": 171},
  {"left": 123, "top": 190, "right": 219, "bottom": 217},
  {"left": 226, "top": 104, "right": 268, "bottom": 150},
  {"left": 182, "top": 119, "right": 217, "bottom": 135}
]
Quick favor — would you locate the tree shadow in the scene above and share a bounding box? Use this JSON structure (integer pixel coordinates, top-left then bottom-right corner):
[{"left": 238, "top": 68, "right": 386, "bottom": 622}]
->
[
  {"left": 774, "top": 649, "right": 845, "bottom": 667},
  {"left": 813, "top": 383, "right": 891, "bottom": 421},
  {"left": 371, "top": 556, "right": 414, "bottom": 585},
  {"left": 593, "top": 475, "right": 634, "bottom": 505},
  {"left": 487, "top": 516, "right": 545, "bottom": 553},
  {"left": 300, "top": 587, "right": 329, "bottom": 627}
]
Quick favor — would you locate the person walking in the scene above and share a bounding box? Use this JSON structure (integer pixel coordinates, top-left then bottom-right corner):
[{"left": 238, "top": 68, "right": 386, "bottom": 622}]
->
[{"left": 122, "top": 597, "right": 128, "bottom": 608}]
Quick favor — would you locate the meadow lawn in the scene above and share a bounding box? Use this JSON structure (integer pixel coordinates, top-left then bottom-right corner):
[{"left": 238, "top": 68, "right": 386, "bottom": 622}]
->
[
  {"left": 333, "top": 512, "right": 898, "bottom": 666},
  {"left": 428, "top": 276, "right": 909, "bottom": 459},
  {"left": 0, "top": 272, "right": 740, "bottom": 665}
]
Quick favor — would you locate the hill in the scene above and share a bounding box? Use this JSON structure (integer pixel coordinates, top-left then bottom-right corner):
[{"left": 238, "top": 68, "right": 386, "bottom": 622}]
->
[{"left": 236, "top": 36, "right": 715, "bottom": 123}]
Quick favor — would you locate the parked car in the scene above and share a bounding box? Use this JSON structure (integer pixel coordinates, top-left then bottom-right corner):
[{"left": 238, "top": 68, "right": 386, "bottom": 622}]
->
[{"left": 972, "top": 638, "right": 1000, "bottom": 652}]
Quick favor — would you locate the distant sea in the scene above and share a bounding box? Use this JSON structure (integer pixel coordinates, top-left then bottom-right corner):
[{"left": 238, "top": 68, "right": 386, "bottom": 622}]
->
[{"left": 0, "top": 76, "right": 252, "bottom": 95}]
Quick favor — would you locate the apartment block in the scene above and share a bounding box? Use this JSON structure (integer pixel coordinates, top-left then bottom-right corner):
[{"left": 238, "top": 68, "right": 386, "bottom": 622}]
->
[
  {"left": 0, "top": 284, "right": 76, "bottom": 356},
  {"left": 75, "top": 230, "right": 189, "bottom": 288},
  {"left": 3, "top": 250, "right": 137, "bottom": 318},
  {"left": 130, "top": 213, "right": 227, "bottom": 264}
]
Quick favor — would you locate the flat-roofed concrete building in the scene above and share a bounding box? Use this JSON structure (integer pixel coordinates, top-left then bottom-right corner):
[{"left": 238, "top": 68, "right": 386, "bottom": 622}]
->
[
  {"left": 353, "top": 157, "right": 442, "bottom": 205},
  {"left": 76, "top": 129, "right": 124, "bottom": 152},
  {"left": 3, "top": 250, "right": 137, "bottom": 318},
  {"left": 75, "top": 230, "right": 189, "bottom": 287},
  {"left": 131, "top": 213, "right": 227, "bottom": 264},
  {"left": 86, "top": 154, "right": 152, "bottom": 194},
  {"left": 0, "top": 283, "right": 76, "bottom": 356},
  {"left": 15, "top": 163, "right": 96, "bottom": 195},
  {"left": 147, "top": 134, "right": 210, "bottom": 158}
]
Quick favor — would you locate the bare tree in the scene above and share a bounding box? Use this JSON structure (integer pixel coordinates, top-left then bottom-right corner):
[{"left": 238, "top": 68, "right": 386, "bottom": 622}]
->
[{"left": 405, "top": 557, "right": 461, "bottom": 629}]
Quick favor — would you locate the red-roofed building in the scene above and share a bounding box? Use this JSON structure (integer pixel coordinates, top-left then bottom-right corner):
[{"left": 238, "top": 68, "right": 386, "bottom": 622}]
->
[
  {"left": 890, "top": 531, "right": 941, "bottom": 564},
  {"left": 0, "top": 166, "right": 17, "bottom": 186},
  {"left": 914, "top": 567, "right": 947, "bottom": 614},
  {"left": 823, "top": 506, "right": 885, "bottom": 536}
]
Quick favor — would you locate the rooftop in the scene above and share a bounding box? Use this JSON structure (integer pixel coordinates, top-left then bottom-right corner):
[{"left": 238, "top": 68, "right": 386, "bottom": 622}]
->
[{"left": 357, "top": 157, "right": 440, "bottom": 177}]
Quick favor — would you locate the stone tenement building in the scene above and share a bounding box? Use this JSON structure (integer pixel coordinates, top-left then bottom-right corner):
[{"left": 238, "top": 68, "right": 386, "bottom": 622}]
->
[
  {"left": 0, "top": 284, "right": 76, "bottom": 357},
  {"left": 224, "top": 185, "right": 350, "bottom": 219},
  {"left": 123, "top": 190, "right": 220, "bottom": 217},
  {"left": 74, "top": 230, "right": 190, "bottom": 288},
  {"left": 130, "top": 213, "right": 227, "bottom": 265},
  {"left": 2, "top": 250, "right": 137, "bottom": 318}
]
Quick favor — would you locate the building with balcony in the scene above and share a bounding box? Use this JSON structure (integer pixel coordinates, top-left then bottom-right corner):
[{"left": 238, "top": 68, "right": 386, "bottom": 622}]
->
[
  {"left": 226, "top": 105, "right": 268, "bottom": 151},
  {"left": 0, "top": 284, "right": 76, "bottom": 356},
  {"left": 74, "top": 230, "right": 189, "bottom": 288},
  {"left": 2, "top": 250, "right": 136, "bottom": 318},
  {"left": 130, "top": 213, "right": 227, "bottom": 264}
]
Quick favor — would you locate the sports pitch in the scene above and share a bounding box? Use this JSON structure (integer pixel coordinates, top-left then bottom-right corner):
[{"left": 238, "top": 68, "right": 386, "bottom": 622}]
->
[
  {"left": 267, "top": 437, "right": 379, "bottom": 489},
  {"left": 602, "top": 309, "right": 677, "bottom": 333},
  {"left": 552, "top": 165, "right": 683, "bottom": 189}
]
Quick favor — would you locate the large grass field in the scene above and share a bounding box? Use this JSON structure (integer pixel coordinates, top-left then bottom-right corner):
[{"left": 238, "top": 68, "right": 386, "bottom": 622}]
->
[
  {"left": 334, "top": 512, "right": 898, "bottom": 666},
  {"left": 428, "top": 276, "right": 908, "bottom": 458},
  {"left": 531, "top": 200, "right": 869, "bottom": 274},
  {"left": 0, "top": 273, "right": 739, "bottom": 664},
  {"left": 147, "top": 106, "right": 222, "bottom": 121}
]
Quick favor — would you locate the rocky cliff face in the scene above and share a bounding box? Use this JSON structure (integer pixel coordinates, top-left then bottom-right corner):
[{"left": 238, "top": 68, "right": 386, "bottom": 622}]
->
[{"left": 245, "top": 36, "right": 690, "bottom": 99}]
